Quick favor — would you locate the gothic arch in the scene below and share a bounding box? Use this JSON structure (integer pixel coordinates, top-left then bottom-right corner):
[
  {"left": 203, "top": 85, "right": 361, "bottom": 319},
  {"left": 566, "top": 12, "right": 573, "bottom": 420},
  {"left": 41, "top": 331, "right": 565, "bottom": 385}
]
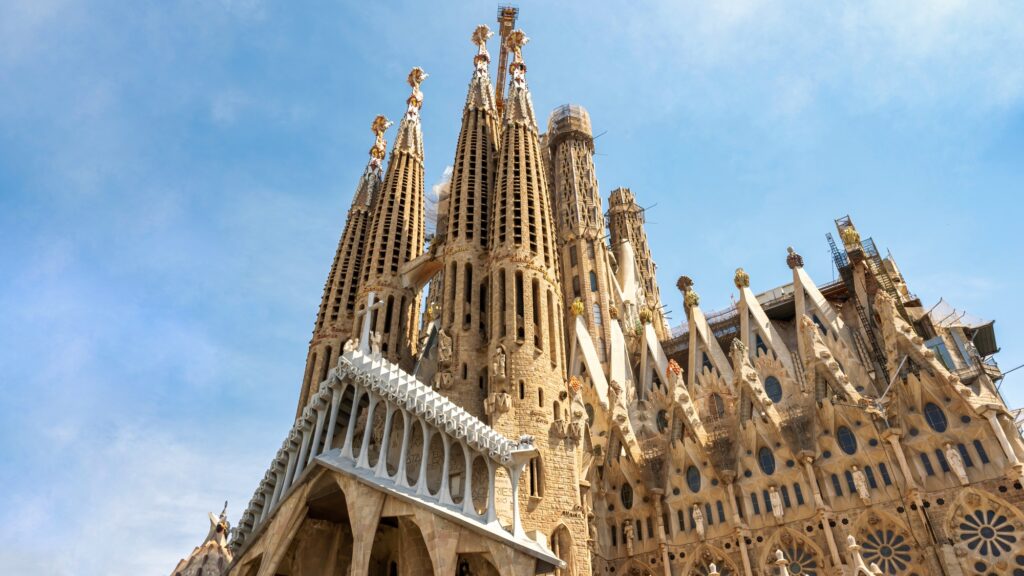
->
[
  {"left": 614, "top": 559, "right": 655, "bottom": 576},
  {"left": 760, "top": 528, "right": 825, "bottom": 576},
  {"left": 550, "top": 523, "right": 577, "bottom": 576},
  {"left": 682, "top": 544, "right": 739, "bottom": 576},
  {"left": 946, "top": 488, "right": 1024, "bottom": 575}
]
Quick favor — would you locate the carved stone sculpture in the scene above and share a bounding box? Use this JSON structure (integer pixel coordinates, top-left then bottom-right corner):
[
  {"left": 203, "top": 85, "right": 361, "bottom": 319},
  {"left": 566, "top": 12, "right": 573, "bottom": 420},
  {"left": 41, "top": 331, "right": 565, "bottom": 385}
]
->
[
  {"left": 945, "top": 442, "right": 969, "bottom": 485},
  {"left": 623, "top": 520, "right": 636, "bottom": 555},
  {"left": 343, "top": 338, "right": 359, "bottom": 353},
  {"left": 370, "top": 331, "right": 382, "bottom": 357},
  {"left": 437, "top": 328, "right": 453, "bottom": 364},
  {"left": 492, "top": 347, "right": 506, "bottom": 379},
  {"left": 692, "top": 504, "right": 706, "bottom": 539},
  {"left": 852, "top": 466, "right": 871, "bottom": 503},
  {"left": 769, "top": 486, "right": 785, "bottom": 520}
]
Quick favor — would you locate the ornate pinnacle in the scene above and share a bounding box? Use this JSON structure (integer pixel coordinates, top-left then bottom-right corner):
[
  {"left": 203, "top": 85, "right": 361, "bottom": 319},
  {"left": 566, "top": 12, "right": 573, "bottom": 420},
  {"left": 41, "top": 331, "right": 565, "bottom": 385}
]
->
[
  {"left": 405, "top": 67, "right": 428, "bottom": 113},
  {"left": 471, "top": 24, "right": 493, "bottom": 70},
  {"left": 369, "top": 115, "right": 392, "bottom": 161},
  {"left": 786, "top": 247, "right": 804, "bottom": 269},
  {"left": 734, "top": 267, "right": 750, "bottom": 289},
  {"left": 506, "top": 29, "right": 529, "bottom": 85},
  {"left": 840, "top": 226, "right": 861, "bottom": 246}
]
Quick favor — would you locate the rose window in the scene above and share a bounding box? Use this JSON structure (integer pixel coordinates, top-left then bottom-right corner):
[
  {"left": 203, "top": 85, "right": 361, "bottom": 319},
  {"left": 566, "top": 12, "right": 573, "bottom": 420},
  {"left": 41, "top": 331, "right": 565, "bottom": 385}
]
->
[
  {"left": 861, "top": 529, "right": 912, "bottom": 574},
  {"left": 958, "top": 509, "right": 1019, "bottom": 558},
  {"left": 780, "top": 543, "right": 818, "bottom": 576}
]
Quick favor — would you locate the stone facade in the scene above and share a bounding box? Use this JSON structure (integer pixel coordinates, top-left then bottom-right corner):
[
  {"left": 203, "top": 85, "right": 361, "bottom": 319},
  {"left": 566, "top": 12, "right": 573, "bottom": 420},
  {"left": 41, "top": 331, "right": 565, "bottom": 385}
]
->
[{"left": 193, "top": 13, "right": 1023, "bottom": 576}]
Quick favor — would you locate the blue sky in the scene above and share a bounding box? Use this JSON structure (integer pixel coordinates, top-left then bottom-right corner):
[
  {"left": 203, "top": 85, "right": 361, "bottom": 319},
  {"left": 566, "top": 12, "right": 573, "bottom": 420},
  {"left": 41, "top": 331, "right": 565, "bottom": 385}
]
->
[{"left": 1, "top": 1, "right": 1022, "bottom": 574}]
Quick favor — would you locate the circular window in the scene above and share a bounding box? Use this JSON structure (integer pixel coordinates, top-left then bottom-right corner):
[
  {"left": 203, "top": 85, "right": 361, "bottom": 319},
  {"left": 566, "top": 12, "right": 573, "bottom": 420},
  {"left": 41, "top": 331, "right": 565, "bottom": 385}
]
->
[
  {"left": 620, "top": 483, "right": 634, "bottom": 510},
  {"left": 764, "top": 376, "right": 783, "bottom": 403},
  {"left": 758, "top": 447, "right": 776, "bottom": 475},
  {"left": 837, "top": 426, "right": 858, "bottom": 455},
  {"left": 924, "top": 403, "right": 948, "bottom": 432},
  {"left": 686, "top": 465, "right": 701, "bottom": 493},
  {"left": 657, "top": 410, "right": 669, "bottom": 433}
]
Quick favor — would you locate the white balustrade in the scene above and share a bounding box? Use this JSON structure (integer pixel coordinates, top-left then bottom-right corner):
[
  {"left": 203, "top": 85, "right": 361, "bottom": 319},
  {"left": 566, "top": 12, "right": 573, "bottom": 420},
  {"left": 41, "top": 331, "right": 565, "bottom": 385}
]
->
[{"left": 230, "top": 348, "right": 536, "bottom": 553}]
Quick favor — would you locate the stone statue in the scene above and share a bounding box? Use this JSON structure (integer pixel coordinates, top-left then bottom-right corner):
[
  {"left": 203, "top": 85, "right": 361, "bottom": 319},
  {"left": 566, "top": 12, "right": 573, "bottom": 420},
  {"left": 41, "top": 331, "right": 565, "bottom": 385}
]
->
[
  {"left": 623, "top": 520, "right": 636, "bottom": 555},
  {"left": 343, "top": 338, "right": 359, "bottom": 353},
  {"left": 437, "top": 328, "right": 453, "bottom": 364},
  {"left": 370, "top": 331, "right": 382, "bottom": 357},
  {"left": 588, "top": 514, "right": 598, "bottom": 548},
  {"left": 484, "top": 392, "right": 511, "bottom": 416},
  {"left": 769, "top": 486, "right": 784, "bottom": 520},
  {"left": 518, "top": 434, "right": 535, "bottom": 448},
  {"left": 945, "top": 442, "right": 969, "bottom": 485},
  {"left": 851, "top": 466, "right": 871, "bottom": 502},
  {"left": 492, "top": 347, "right": 506, "bottom": 379},
  {"left": 692, "top": 504, "right": 706, "bottom": 539}
]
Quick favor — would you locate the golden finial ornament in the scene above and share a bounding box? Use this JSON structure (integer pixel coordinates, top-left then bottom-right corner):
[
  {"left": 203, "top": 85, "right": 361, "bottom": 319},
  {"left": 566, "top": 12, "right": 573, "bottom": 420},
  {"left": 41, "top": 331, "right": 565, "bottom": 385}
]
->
[
  {"left": 609, "top": 304, "right": 619, "bottom": 320},
  {"left": 571, "top": 297, "right": 585, "bottom": 317},
  {"left": 841, "top": 226, "right": 861, "bottom": 246},
  {"left": 666, "top": 359, "right": 683, "bottom": 380},
  {"left": 684, "top": 288, "right": 700, "bottom": 309},
  {"left": 568, "top": 375, "right": 582, "bottom": 393},
  {"left": 369, "top": 115, "right": 392, "bottom": 160},
  {"left": 425, "top": 302, "right": 437, "bottom": 321},
  {"left": 734, "top": 267, "right": 750, "bottom": 289},
  {"left": 639, "top": 306, "right": 653, "bottom": 325},
  {"left": 676, "top": 275, "right": 694, "bottom": 294},
  {"left": 406, "top": 67, "right": 428, "bottom": 110}
]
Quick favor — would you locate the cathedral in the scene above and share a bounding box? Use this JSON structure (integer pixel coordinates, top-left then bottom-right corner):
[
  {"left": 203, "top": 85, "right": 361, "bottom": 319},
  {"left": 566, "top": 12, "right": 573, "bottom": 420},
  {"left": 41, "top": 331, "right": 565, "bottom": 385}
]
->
[{"left": 172, "top": 11, "right": 1021, "bottom": 576}]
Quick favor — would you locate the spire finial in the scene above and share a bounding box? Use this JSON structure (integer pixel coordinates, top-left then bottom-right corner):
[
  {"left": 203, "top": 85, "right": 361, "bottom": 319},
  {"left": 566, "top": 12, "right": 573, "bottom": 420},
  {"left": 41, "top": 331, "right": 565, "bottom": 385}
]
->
[
  {"left": 405, "top": 67, "right": 428, "bottom": 117},
  {"left": 369, "top": 114, "right": 392, "bottom": 166},
  {"left": 471, "top": 24, "right": 493, "bottom": 71},
  {"left": 506, "top": 29, "right": 529, "bottom": 86},
  {"left": 786, "top": 246, "right": 804, "bottom": 269}
]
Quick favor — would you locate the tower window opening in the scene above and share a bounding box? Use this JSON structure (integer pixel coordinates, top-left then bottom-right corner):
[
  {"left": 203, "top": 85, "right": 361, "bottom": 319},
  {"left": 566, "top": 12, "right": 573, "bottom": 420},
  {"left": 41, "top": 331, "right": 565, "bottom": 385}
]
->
[
  {"left": 974, "top": 440, "right": 990, "bottom": 464},
  {"left": 528, "top": 456, "right": 544, "bottom": 497},
  {"left": 532, "top": 278, "right": 542, "bottom": 349},
  {"left": 538, "top": 387, "right": 544, "bottom": 408},
  {"left": 593, "top": 304, "right": 602, "bottom": 326},
  {"left": 864, "top": 466, "right": 877, "bottom": 489},
  {"left": 920, "top": 453, "right": 936, "bottom": 476},
  {"left": 463, "top": 263, "right": 473, "bottom": 328},
  {"left": 831, "top": 474, "right": 843, "bottom": 497},
  {"left": 589, "top": 271, "right": 598, "bottom": 292},
  {"left": 515, "top": 272, "right": 525, "bottom": 341},
  {"left": 498, "top": 269, "right": 507, "bottom": 338},
  {"left": 518, "top": 381, "right": 525, "bottom": 401},
  {"left": 547, "top": 290, "right": 557, "bottom": 364},
  {"left": 957, "top": 443, "right": 974, "bottom": 467}
]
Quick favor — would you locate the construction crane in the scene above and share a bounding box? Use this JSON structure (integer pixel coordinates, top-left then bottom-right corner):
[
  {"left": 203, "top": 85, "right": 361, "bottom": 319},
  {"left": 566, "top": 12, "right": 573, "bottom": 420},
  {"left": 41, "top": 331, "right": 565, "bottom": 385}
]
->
[{"left": 495, "top": 5, "right": 519, "bottom": 116}]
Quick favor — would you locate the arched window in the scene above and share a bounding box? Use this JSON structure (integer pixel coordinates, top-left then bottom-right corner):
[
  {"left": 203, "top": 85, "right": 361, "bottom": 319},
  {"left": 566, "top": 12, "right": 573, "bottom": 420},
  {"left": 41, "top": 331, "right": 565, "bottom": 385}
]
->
[
  {"left": 686, "top": 465, "right": 701, "bottom": 493},
  {"left": 755, "top": 333, "right": 768, "bottom": 356},
  {"left": 831, "top": 474, "right": 843, "bottom": 496},
  {"left": 528, "top": 457, "right": 544, "bottom": 497},
  {"left": 593, "top": 304, "right": 602, "bottom": 326},
  {"left": 656, "top": 410, "right": 669, "bottom": 433},
  {"left": 924, "top": 402, "right": 948, "bottom": 432},
  {"left": 709, "top": 393, "right": 725, "bottom": 418},
  {"left": 837, "top": 426, "right": 858, "bottom": 455},
  {"left": 620, "top": 483, "right": 634, "bottom": 509},
  {"left": 764, "top": 376, "right": 783, "bottom": 403},
  {"left": 758, "top": 447, "right": 776, "bottom": 475},
  {"left": 589, "top": 271, "right": 598, "bottom": 292}
]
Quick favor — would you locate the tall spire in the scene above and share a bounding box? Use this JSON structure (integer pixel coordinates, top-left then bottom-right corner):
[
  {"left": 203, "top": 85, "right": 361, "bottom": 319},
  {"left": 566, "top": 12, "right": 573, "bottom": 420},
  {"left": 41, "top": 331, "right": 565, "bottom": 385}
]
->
[
  {"left": 358, "top": 69, "right": 428, "bottom": 367},
  {"left": 297, "top": 116, "right": 389, "bottom": 412},
  {"left": 433, "top": 25, "right": 500, "bottom": 418},
  {"left": 486, "top": 29, "right": 591, "bottom": 575}
]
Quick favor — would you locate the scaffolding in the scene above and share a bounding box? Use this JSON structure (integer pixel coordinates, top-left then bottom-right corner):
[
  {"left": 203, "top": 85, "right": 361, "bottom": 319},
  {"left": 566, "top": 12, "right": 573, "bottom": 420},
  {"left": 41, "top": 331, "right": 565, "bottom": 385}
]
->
[{"left": 494, "top": 6, "right": 518, "bottom": 116}]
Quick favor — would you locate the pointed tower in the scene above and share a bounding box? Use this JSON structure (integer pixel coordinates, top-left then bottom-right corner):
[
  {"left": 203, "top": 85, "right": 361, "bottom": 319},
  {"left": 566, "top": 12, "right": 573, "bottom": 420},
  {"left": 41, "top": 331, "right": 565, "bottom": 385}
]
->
[
  {"left": 435, "top": 25, "right": 501, "bottom": 418},
  {"left": 546, "top": 104, "right": 615, "bottom": 369},
  {"left": 297, "top": 117, "right": 389, "bottom": 414},
  {"left": 486, "top": 30, "right": 590, "bottom": 575},
  {"left": 607, "top": 187, "right": 669, "bottom": 340},
  {"left": 169, "top": 505, "right": 232, "bottom": 576},
  {"left": 357, "top": 68, "right": 428, "bottom": 368}
]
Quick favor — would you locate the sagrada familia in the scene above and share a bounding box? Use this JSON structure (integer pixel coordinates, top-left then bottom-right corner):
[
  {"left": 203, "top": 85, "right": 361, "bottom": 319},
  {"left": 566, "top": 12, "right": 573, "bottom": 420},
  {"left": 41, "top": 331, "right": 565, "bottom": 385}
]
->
[{"left": 172, "top": 10, "right": 1021, "bottom": 576}]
